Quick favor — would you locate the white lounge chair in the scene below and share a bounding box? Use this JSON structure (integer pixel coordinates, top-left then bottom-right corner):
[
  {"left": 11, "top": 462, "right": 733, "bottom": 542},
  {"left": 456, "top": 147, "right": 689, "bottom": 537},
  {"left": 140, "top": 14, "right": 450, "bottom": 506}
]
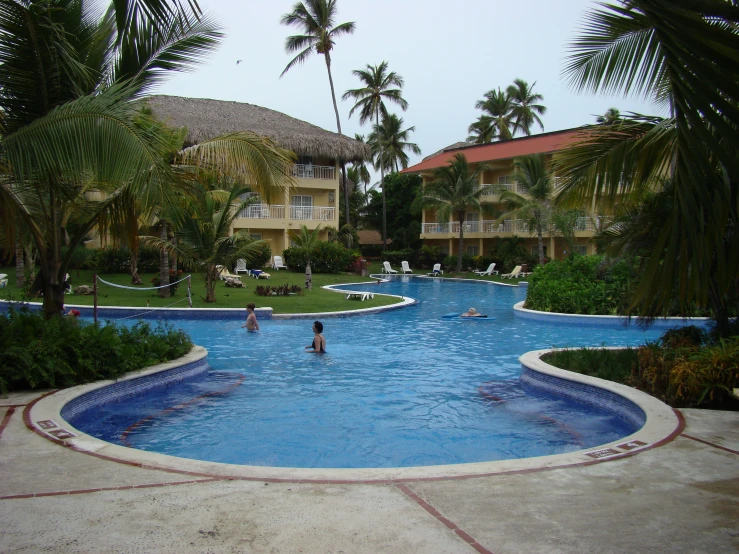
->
[
  {"left": 0, "top": 273, "right": 7, "bottom": 288},
  {"left": 272, "top": 256, "right": 288, "bottom": 270},
  {"left": 234, "top": 259, "right": 249, "bottom": 274},
  {"left": 401, "top": 261, "right": 413, "bottom": 274},
  {"left": 382, "top": 261, "right": 398, "bottom": 274},
  {"left": 501, "top": 265, "right": 524, "bottom": 279},
  {"left": 426, "top": 264, "right": 443, "bottom": 276},
  {"left": 474, "top": 263, "right": 498, "bottom": 276}
]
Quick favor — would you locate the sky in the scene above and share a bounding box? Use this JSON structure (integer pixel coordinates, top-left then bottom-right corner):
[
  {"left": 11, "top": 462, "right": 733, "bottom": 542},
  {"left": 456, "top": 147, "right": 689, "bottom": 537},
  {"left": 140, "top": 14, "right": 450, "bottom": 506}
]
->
[{"left": 158, "top": 0, "right": 662, "bottom": 179}]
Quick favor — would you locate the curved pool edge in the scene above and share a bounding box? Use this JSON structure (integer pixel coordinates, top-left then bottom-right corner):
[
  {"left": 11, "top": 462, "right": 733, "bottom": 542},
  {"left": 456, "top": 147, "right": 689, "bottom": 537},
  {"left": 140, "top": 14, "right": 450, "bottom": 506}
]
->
[
  {"left": 513, "top": 301, "right": 711, "bottom": 328},
  {"left": 26, "top": 345, "right": 683, "bottom": 483}
]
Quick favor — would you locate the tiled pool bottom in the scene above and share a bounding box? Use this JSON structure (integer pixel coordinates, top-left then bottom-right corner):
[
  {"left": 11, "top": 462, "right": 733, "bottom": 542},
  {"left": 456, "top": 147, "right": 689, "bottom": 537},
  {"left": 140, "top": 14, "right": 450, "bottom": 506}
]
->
[{"left": 54, "top": 277, "right": 681, "bottom": 470}]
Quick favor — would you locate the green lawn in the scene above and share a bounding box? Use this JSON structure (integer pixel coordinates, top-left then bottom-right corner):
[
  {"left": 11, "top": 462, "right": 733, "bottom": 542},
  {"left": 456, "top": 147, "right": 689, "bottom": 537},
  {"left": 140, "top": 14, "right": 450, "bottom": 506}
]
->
[{"left": 0, "top": 263, "right": 401, "bottom": 314}]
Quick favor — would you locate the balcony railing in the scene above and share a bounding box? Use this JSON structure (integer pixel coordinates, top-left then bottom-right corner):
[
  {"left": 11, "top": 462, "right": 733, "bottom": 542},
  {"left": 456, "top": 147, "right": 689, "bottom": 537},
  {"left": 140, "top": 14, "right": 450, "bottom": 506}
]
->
[
  {"left": 238, "top": 204, "right": 285, "bottom": 219},
  {"left": 290, "top": 206, "right": 335, "bottom": 221},
  {"left": 291, "top": 164, "right": 335, "bottom": 180},
  {"left": 422, "top": 220, "right": 532, "bottom": 234}
]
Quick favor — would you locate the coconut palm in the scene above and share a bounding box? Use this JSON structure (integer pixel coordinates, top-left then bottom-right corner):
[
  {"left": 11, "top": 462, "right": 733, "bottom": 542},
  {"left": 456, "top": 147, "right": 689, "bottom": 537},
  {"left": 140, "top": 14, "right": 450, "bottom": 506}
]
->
[
  {"left": 290, "top": 225, "right": 323, "bottom": 290},
  {"left": 497, "top": 155, "right": 555, "bottom": 265},
  {"left": 280, "top": 0, "right": 356, "bottom": 225},
  {"left": 469, "top": 88, "right": 516, "bottom": 142},
  {"left": 507, "top": 79, "right": 546, "bottom": 135},
  {"left": 342, "top": 61, "right": 409, "bottom": 250},
  {"left": 418, "top": 154, "right": 489, "bottom": 273},
  {"left": 467, "top": 116, "right": 496, "bottom": 144},
  {"left": 595, "top": 107, "right": 621, "bottom": 125},
  {"left": 557, "top": 0, "right": 739, "bottom": 336},
  {"left": 368, "top": 114, "right": 421, "bottom": 173},
  {"left": 349, "top": 135, "right": 372, "bottom": 194}
]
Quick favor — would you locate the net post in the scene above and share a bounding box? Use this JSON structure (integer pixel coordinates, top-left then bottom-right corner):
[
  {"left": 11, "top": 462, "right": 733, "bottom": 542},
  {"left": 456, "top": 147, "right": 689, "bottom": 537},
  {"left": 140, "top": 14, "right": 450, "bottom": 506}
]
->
[
  {"left": 93, "top": 274, "right": 98, "bottom": 325},
  {"left": 187, "top": 275, "right": 192, "bottom": 308}
]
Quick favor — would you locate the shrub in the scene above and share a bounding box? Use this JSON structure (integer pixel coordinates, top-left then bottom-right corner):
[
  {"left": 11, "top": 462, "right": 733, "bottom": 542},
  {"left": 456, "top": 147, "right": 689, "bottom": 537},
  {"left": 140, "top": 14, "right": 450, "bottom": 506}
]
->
[
  {"left": 283, "top": 241, "right": 356, "bottom": 274},
  {"left": 254, "top": 284, "right": 302, "bottom": 297},
  {"left": 383, "top": 248, "right": 416, "bottom": 266},
  {"left": 151, "top": 269, "right": 183, "bottom": 295},
  {"left": 90, "top": 246, "right": 163, "bottom": 274},
  {"left": 442, "top": 254, "right": 475, "bottom": 272},
  {"left": 416, "top": 245, "right": 445, "bottom": 269},
  {"left": 0, "top": 308, "right": 192, "bottom": 394},
  {"left": 248, "top": 243, "right": 273, "bottom": 269},
  {"left": 62, "top": 246, "right": 97, "bottom": 270},
  {"left": 542, "top": 347, "right": 638, "bottom": 383},
  {"left": 359, "top": 244, "right": 383, "bottom": 258},
  {"left": 524, "top": 255, "right": 636, "bottom": 315}
]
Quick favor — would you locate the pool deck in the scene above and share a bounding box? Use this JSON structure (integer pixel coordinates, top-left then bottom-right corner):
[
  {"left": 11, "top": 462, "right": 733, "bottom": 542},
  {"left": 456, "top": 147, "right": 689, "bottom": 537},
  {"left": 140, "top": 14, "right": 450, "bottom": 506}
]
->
[{"left": 1, "top": 390, "right": 737, "bottom": 553}]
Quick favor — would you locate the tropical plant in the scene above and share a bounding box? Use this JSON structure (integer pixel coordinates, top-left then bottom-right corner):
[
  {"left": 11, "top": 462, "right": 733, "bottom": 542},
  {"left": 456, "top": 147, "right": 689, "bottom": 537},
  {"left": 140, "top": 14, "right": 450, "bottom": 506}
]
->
[
  {"left": 344, "top": 166, "right": 368, "bottom": 226},
  {"left": 290, "top": 224, "right": 323, "bottom": 289},
  {"left": 468, "top": 88, "right": 515, "bottom": 143},
  {"left": 145, "top": 182, "right": 270, "bottom": 303},
  {"left": 280, "top": 0, "right": 356, "bottom": 225},
  {"left": 497, "top": 155, "right": 559, "bottom": 265},
  {"left": 342, "top": 61, "right": 409, "bottom": 249},
  {"left": 418, "top": 154, "right": 489, "bottom": 272},
  {"left": 556, "top": 0, "right": 739, "bottom": 337},
  {"left": 595, "top": 107, "right": 621, "bottom": 125},
  {"left": 349, "top": 134, "right": 372, "bottom": 194},
  {"left": 368, "top": 114, "right": 421, "bottom": 173},
  {"left": 506, "top": 79, "right": 546, "bottom": 135}
]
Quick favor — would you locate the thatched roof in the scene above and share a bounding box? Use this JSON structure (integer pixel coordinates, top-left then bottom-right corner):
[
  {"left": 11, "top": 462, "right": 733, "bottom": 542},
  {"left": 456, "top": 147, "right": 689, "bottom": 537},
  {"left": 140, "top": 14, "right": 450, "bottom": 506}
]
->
[{"left": 146, "top": 95, "right": 370, "bottom": 162}]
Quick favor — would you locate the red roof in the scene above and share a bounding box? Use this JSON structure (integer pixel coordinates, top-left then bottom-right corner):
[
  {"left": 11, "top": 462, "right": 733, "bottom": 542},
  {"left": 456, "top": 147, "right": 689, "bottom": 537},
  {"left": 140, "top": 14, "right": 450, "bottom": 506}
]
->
[{"left": 402, "top": 128, "right": 584, "bottom": 174}]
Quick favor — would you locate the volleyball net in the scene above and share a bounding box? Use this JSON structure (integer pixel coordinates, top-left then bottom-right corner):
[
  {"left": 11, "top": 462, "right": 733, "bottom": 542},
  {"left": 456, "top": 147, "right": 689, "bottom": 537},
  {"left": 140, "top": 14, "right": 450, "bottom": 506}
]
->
[{"left": 93, "top": 274, "right": 193, "bottom": 323}]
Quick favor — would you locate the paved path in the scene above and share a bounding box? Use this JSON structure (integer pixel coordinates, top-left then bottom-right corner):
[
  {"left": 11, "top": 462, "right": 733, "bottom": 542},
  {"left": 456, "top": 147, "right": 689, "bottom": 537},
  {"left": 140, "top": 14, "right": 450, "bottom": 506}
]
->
[{"left": 1, "top": 391, "right": 737, "bottom": 553}]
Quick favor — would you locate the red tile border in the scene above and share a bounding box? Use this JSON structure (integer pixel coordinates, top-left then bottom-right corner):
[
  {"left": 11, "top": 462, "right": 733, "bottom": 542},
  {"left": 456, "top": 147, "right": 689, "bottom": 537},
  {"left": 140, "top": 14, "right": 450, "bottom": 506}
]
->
[
  {"left": 396, "top": 483, "right": 494, "bottom": 554},
  {"left": 17, "top": 392, "right": 689, "bottom": 489},
  {"left": 682, "top": 434, "right": 739, "bottom": 455},
  {"left": 0, "top": 406, "right": 16, "bottom": 439}
]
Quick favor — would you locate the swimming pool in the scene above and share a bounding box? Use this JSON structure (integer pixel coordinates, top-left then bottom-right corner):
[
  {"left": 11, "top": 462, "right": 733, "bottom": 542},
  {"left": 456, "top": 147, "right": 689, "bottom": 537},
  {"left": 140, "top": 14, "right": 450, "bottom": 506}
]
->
[{"left": 69, "top": 277, "right": 672, "bottom": 468}]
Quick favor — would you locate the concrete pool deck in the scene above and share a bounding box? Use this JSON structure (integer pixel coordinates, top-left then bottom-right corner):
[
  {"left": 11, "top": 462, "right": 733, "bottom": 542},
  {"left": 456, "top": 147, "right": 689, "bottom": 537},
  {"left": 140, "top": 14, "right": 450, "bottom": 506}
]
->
[{"left": 1, "top": 390, "right": 737, "bottom": 553}]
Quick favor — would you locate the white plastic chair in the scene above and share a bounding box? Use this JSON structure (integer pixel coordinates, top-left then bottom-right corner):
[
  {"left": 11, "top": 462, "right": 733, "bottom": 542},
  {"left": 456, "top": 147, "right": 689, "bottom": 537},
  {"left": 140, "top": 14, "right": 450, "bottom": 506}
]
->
[
  {"left": 401, "top": 261, "right": 413, "bottom": 274},
  {"left": 474, "top": 263, "right": 498, "bottom": 276},
  {"left": 426, "top": 264, "right": 443, "bottom": 276},
  {"left": 382, "top": 261, "right": 397, "bottom": 274},
  {"left": 0, "top": 273, "right": 8, "bottom": 288},
  {"left": 272, "top": 256, "right": 288, "bottom": 270},
  {"left": 234, "top": 259, "right": 249, "bottom": 274},
  {"left": 501, "top": 265, "right": 523, "bottom": 279}
]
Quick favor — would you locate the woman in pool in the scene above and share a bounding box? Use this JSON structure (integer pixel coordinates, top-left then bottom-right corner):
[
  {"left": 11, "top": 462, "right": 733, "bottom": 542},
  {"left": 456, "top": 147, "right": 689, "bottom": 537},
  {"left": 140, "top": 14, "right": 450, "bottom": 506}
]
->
[
  {"left": 460, "top": 307, "right": 484, "bottom": 317},
  {"left": 305, "top": 320, "right": 326, "bottom": 353}
]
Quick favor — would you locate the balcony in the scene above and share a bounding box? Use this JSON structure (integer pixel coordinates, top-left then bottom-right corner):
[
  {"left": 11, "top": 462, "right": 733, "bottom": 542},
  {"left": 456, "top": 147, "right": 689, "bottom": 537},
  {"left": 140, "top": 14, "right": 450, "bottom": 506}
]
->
[
  {"left": 238, "top": 204, "right": 285, "bottom": 219},
  {"left": 422, "top": 219, "right": 539, "bottom": 235},
  {"left": 291, "top": 164, "right": 335, "bottom": 180},
  {"left": 290, "top": 205, "right": 335, "bottom": 221},
  {"left": 237, "top": 204, "right": 335, "bottom": 221}
]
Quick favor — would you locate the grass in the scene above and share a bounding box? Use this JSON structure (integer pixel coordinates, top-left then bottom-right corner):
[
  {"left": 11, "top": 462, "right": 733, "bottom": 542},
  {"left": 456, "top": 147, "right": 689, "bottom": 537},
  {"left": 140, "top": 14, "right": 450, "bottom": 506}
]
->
[{"left": 0, "top": 263, "right": 401, "bottom": 314}]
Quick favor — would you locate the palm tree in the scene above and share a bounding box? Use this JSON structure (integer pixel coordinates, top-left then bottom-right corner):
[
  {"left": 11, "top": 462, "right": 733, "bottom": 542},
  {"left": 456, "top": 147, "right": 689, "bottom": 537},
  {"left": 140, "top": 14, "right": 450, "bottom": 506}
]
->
[
  {"left": 467, "top": 115, "right": 496, "bottom": 144},
  {"left": 507, "top": 79, "right": 546, "bottom": 135},
  {"left": 469, "top": 88, "right": 516, "bottom": 142},
  {"left": 596, "top": 108, "right": 621, "bottom": 125},
  {"left": 280, "top": 0, "right": 356, "bottom": 225},
  {"left": 497, "top": 155, "right": 556, "bottom": 265},
  {"left": 350, "top": 134, "right": 372, "bottom": 194},
  {"left": 290, "top": 225, "right": 323, "bottom": 290},
  {"left": 147, "top": 183, "right": 269, "bottom": 303},
  {"left": 368, "top": 114, "right": 421, "bottom": 173},
  {"left": 342, "top": 61, "right": 409, "bottom": 250},
  {"left": 557, "top": 0, "right": 739, "bottom": 336},
  {"left": 418, "top": 154, "right": 489, "bottom": 273}
]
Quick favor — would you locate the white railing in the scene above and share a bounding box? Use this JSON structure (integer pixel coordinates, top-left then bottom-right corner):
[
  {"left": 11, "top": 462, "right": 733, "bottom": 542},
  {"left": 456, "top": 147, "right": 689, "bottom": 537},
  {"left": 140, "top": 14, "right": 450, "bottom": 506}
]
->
[
  {"left": 289, "top": 205, "right": 335, "bottom": 221},
  {"left": 423, "top": 223, "right": 452, "bottom": 234},
  {"left": 423, "top": 219, "right": 529, "bottom": 234},
  {"left": 575, "top": 217, "right": 596, "bottom": 231},
  {"left": 237, "top": 204, "right": 285, "bottom": 219},
  {"left": 291, "top": 164, "right": 336, "bottom": 180},
  {"left": 473, "top": 184, "right": 498, "bottom": 196}
]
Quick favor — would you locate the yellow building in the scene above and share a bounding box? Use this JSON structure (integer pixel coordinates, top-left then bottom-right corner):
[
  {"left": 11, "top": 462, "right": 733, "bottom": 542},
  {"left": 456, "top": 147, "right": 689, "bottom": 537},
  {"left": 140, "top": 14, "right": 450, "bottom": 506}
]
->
[
  {"left": 146, "top": 95, "right": 369, "bottom": 260},
  {"left": 402, "top": 129, "right": 600, "bottom": 260}
]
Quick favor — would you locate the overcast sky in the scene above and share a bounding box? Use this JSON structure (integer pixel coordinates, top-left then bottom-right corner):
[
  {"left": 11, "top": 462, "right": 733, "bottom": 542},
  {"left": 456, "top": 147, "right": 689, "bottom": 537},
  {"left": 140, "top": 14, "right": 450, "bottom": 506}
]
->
[{"left": 158, "top": 0, "right": 661, "bottom": 176}]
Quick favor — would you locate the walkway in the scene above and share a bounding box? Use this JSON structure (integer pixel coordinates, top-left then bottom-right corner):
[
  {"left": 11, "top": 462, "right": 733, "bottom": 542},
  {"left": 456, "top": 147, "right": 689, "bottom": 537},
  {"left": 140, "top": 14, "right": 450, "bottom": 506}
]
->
[{"left": 1, "top": 391, "right": 737, "bottom": 553}]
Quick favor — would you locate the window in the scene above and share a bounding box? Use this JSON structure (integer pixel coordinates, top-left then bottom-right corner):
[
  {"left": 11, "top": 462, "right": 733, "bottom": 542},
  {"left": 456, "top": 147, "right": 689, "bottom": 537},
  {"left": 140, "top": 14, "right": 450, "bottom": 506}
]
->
[
  {"left": 531, "top": 245, "right": 548, "bottom": 257},
  {"left": 466, "top": 245, "right": 479, "bottom": 256},
  {"left": 328, "top": 191, "right": 335, "bottom": 204},
  {"left": 297, "top": 155, "right": 313, "bottom": 165},
  {"left": 250, "top": 233, "right": 262, "bottom": 241},
  {"left": 291, "top": 195, "right": 313, "bottom": 219},
  {"left": 574, "top": 245, "right": 587, "bottom": 256},
  {"left": 498, "top": 175, "right": 514, "bottom": 185}
]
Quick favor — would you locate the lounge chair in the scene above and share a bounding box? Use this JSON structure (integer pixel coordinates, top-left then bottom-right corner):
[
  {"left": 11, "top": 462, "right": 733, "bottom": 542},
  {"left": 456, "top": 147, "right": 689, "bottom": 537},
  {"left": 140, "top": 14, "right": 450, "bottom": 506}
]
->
[
  {"left": 234, "top": 259, "right": 249, "bottom": 274},
  {"left": 401, "top": 261, "right": 413, "bottom": 274},
  {"left": 501, "top": 265, "right": 524, "bottom": 279},
  {"left": 0, "top": 273, "right": 7, "bottom": 288},
  {"left": 474, "top": 263, "right": 498, "bottom": 276},
  {"left": 216, "top": 265, "right": 242, "bottom": 283},
  {"left": 426, "top": 264, "right": 443, "bottom": 276},
  {"left": 382, "top": 261, "right": 398, "bottom": 274},
  {"left": 272, "top": 256, "right": 288, "bottom": 270}
]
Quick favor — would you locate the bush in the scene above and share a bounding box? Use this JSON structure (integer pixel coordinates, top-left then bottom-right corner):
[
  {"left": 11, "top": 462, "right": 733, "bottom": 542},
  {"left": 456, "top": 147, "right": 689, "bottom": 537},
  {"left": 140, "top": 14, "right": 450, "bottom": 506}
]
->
[
  {"left": 416, "top": 245, "right": 445, "bottom": 269},
  {"left": 283, "top": 241, "right": 357, "bottom": 274},
  {"left": 384, "top": 248, "right": 416, "bottom": 266},
  {"left": 359, "top": 244, "right": 383, "bottom": 258},
  {"left": 0, "top": 308, "right": 192, "bottom": 394},
  {"left": 442, "top": 254, "right": 475, "bottom": 272},
  {"left": 89, "top": 246, "right": 163, "bottom": 274},
  {"left": 524, "top": 255, "right": 636, "bottom": 315},
  {"left": 151, "top": 269, "right": 183, "bottom": 295},
  {"left": 248, "top": 243, "right": 273, "bottom": 269},
  {"left": 62, "top": 246, "right": 97, "bottom": 270},
  {"left": 254, "top": 284, "right": 302, "bottom": 297}
]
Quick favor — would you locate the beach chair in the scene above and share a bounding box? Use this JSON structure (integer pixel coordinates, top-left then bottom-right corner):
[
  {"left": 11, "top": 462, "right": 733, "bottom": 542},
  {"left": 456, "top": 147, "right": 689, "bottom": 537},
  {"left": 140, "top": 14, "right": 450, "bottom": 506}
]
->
[
  {"left": 0, "top": 273, "right": 7, "bottom": 288},
  {"left": 474, "top": 263, "right": 498, "bottom": 276},
  {"left": 401, "top": 261, "right": 413, "bottom": 274},
  {"left": 234, "top": 259, "right": 249, "bottom": 274},
  {"left": 426, "top": 264, "right": 443, "bottom": 276},
  {"left": 272, "top": 256, "right": 288, "bottom": 270},
  {"left": 501, "top": 265, "right": 523, "bottom": 279},
  {"left": 382, "top": 261, "right": 398, "bottom": 274},
  {"left": 216, "top": 265, "right": 241, "bottom": 283}
]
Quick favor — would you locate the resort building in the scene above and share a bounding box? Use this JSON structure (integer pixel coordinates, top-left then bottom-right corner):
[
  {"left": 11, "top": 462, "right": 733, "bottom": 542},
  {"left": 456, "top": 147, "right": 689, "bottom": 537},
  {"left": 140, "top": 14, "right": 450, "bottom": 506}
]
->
[
  {"left": 145, "top": 95, "right": 369, "bottom": 256},
  {"left": 402, "top": 128, "right": 600, "bottom": 260}
]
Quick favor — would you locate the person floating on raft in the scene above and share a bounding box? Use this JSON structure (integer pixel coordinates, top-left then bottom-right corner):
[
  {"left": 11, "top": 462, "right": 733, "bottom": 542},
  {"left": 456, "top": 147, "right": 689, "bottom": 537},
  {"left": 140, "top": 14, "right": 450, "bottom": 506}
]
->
[{"left": 460, "top": 307, "right": 485, "bottom": 318}]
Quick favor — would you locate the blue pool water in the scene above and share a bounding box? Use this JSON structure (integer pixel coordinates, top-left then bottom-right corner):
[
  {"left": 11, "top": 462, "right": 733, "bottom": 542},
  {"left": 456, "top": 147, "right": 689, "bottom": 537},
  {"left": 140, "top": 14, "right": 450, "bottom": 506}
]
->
[{"left": 71, "top": 277, "right": 671, "bottom": 468}]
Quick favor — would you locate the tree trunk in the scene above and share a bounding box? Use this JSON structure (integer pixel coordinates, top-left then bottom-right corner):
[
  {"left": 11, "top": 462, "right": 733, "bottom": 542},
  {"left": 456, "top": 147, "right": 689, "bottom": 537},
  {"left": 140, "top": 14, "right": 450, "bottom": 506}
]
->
[
  {"left": 537, "top": 224, "right": 545, "bottom": 266},
  {"left": 378, "top": 110, "right": 387, "bottom": 252},
  {"left": 305, "top": 261, "right": 312, "bottom": 290},
  {"left": 42, "top": 280, "right": 66, "bottom": 319},
  {"left": 205, "top": 267, "right": 216, "bottom": 303},
  {"left": 323, "top": 53, "right": 351, "bottom": 227},
  {"left": 15, "top": 237, "right": 24, "bottom": 288},
  {"left": 170, "top": 237, "right": 178, "bottom": 273},
  {"left": 457, "top": 218, "right": 465, "bottom": 273},
  {"left": 159, "top": 222, "right": 170, "bottom": 298},
  {"left": 130, "top": 243, "right": 142, "bottom": 285}
]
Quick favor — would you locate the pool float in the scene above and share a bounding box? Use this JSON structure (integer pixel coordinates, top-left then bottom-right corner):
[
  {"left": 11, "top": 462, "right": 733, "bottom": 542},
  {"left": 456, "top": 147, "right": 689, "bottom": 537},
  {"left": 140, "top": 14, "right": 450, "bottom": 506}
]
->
[{"left": 442, "top": 313, "right": 491, "bottom": 319}]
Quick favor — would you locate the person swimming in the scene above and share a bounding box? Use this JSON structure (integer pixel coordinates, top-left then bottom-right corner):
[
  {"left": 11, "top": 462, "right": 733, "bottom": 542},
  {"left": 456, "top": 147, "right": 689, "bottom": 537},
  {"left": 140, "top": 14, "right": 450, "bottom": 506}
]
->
[
  {"left": 305, "top": 320, "right": 326, "bottom": 353},
  {"left": 460, "top": 307, "right": 484, "bottom": 317}
]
